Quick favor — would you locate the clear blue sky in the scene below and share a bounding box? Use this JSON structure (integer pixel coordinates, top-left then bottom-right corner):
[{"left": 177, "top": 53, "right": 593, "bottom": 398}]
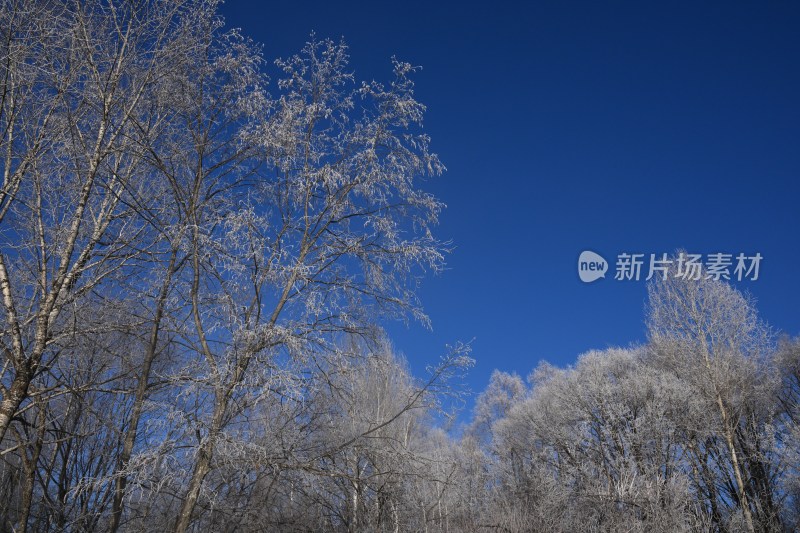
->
[{"left": 222, "top": 1, "right": 800, "bottom": 394}]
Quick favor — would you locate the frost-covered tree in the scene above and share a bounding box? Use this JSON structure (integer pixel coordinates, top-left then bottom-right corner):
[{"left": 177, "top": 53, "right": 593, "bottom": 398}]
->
[
  {"left": 3, "top": 2, "right": 799, "bottom": 532},
  {"left": 0, "top": 0, "right": 204, "bottom": 448},
  {"left": 152, "top": 33, "right": 454, "bottom": 531},
  {"left": 1, "top": 1, "right": 463, "bottom": 530},
  {"left": 775, "top": 336, "right": 800, "bottom": 529},
  {"left": 647, "top": 259, "right": 782, "bottom": 532},
  {"left": 478, "top": 349, "right": 700, "bottom": 532},
  {"left": 448, "top": 269, "right": 794, "bottom": 533}
]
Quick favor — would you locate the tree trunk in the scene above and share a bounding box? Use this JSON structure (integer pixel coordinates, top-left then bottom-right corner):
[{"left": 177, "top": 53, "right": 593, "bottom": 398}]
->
[
  {"left": 174, "top": 441, "right": 214, "bottom": 533},
  {"left": 716, "top": 395, "right": 755, "bottom": 533},
  {"left": 12, "top": 400, "right": 45, "bottom": 533},
  {"left": 174, "top": 394, "right": 227, "bottom": 533},
  {"left": 0, "top": 365, "right": 32, "bottom": 445},
  {"left": 110, "top": 249, "right": 178, "bottom": 533}
]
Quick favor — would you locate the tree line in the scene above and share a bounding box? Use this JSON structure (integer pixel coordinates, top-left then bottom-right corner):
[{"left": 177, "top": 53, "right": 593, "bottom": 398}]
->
[{"left": 1, "top": 1, "right": 798, "bottom": 531}]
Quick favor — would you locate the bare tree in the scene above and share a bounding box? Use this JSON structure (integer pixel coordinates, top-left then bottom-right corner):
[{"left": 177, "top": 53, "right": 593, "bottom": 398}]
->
[
  {"left": 157, "top": 35, "right": 450, "bottom": 531},
  {"left": 9, "top": 2, "right": 799, "bottom": 532},
  {"left": 476, "top": 349, "right": 699, "bottom": 532},
  {"left": 0, "top": 0, "right": 208, "bottom": 448},
  {"left": 775, "top": 336, "right": 800, "bottom": 529},
  {"left": 232, "top": 341, "right": 469, "bottom": 533},
  {"left": 647, "top": 258, "right": 779, "bottom": 532}
]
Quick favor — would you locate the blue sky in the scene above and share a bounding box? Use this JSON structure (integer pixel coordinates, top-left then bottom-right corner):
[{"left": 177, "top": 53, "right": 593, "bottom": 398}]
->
[{"left": 222, "top": 1, "right": 800, "bottom": 394}]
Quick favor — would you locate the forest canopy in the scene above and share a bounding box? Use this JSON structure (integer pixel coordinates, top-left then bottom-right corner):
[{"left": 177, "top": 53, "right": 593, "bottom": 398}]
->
[{"left": 0, "top": 1, "right": 798, "bottom": 532}]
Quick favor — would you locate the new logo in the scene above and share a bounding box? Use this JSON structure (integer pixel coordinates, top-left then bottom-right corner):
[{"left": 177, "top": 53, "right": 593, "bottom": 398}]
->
[{"left": 578, "top": 250, "right": 608, "bottom": 283}]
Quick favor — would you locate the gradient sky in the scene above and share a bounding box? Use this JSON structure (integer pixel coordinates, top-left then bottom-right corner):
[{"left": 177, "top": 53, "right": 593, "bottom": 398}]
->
[{"left": 222, "top": 1, "right": 800, "bottom": 396}]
